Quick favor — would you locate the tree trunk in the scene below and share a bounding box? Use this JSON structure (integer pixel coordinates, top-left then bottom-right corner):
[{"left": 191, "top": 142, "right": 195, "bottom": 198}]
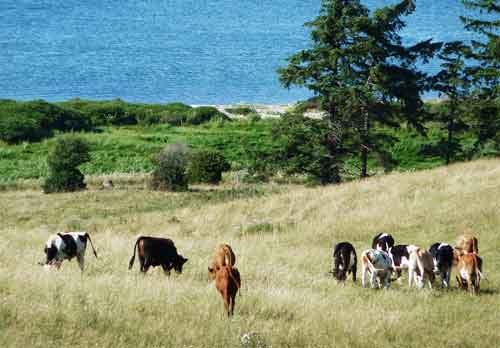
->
[
  {"left": 361, "top": 109, "right": 369, "bottom": 178},
  {"left": 446, "top": 102, "right": 456, "bottom": 165}
]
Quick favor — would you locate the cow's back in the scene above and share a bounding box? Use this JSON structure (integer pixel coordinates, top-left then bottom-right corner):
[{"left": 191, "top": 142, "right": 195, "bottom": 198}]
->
[{"left": 140, "top": 236, "right": 178, "bottom": 265}]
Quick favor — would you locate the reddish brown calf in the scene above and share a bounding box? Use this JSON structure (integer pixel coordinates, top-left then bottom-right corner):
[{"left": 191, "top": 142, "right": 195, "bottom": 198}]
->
[{"left": 215, "top": 265, "right": 241, "bottom": 317}]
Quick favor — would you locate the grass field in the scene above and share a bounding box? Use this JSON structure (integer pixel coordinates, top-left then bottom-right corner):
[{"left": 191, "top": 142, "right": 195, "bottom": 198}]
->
[{"left": 1, "top": 159, "right": 499, "bottom": 347}]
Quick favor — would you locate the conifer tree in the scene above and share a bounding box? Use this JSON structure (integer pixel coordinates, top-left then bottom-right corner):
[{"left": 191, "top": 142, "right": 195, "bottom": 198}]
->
[
  {"left": 433, "top": 41, "right": 472, "bottom": 164},
  {"left": 460, "top": 0, "right": 500, "bottom": 147},
  {"left": 278, "top": 0, "right": 441, "bottom": 178}
]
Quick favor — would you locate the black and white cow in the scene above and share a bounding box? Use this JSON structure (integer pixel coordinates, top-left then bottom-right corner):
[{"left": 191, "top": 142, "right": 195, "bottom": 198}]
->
[
  {"left": 331, "top": 242, "right": 357, "bottom": 283},
  {"left": 388, "top": 244, "right": 417, "bottom": 281},
  {"left": 429, "top": 243, "right": 454, "bottom": 288},
  {"left": 371, "top": 233, "right": 395, "bottom": 252},
  {"left": 128, "top": 236, "right": 188, "bottom": 276},
  {"left": 42, "top": 232, "right": 98, "bottom": 272}
]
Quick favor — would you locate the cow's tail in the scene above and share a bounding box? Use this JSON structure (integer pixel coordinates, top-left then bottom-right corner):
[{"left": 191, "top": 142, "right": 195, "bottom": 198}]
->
[
  {"left": 86, "top": 233, "right": 98, "bottom": 258},
  {"left": 128, "top": 237, "right": 141, "bottom": 270}
]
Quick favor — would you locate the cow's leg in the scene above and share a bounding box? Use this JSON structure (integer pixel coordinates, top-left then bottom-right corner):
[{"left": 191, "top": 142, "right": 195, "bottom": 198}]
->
[
  {"left": 351, "top": 264, "right": 357, "bottom": 282},
  {"left": 139, "top": 255, "right": 146, "bottom": 272},
  {"left": 77, "top": 253, "right": 85, "bottom": 273},
  {"left": 384, "top": 272, "right": 391, "bottom": 289},
  {"left": 370, "top": 271, "right": 377, "bottom": 288},
  {"left": 220, "top": 290, "right": 230, "bottom": 317},
  {"left": 444, "top": 269, "right": 451, "bottom": 288},
  {"left": 141, "top": 258, "right": 151, "bottom": 274},
  {"left": 361, "top": 265, "right": 367, "bottom": 288},
  {"left": 230, "top": 293, "right": 236, "bottom": 316},
  {"left": 162, "top": 264, "right": 171, "bottom": 277},
  {"left": 408, "top": 268, "right": 414, "bottom": 288}
]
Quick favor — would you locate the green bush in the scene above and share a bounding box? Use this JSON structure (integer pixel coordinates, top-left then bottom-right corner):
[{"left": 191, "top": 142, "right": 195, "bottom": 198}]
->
[
  {"left": 224, "top": 106, "right": 255, "bottom": 115},
  {"left": 42, "top": 135, "right": 91, "bottom": 193},
  {"left": 150, "top": 143, "right": 190, "bottom": 191},
  {"left": 0, "top": 99, "right": 92, "bottom": 143},
  {"left": 58, "top": 99, "right": 137, "bottom": 126},
  {"left": 187, "top": 107, "right": 229, "bottom": 125},
  {"left": 187, "top": 149, "right": 230, "bottom": 184},
  {"left": 135, "top": 103, "right": 192, "bottom": 126},
  {"left": 270, "top": 112, "right": 341, "bottom": 184}
]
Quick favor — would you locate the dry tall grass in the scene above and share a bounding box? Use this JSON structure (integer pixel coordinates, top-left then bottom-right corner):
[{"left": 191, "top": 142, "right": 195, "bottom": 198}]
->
[{"left": 1, "top": 159, "right": 499, "bottom": 347}]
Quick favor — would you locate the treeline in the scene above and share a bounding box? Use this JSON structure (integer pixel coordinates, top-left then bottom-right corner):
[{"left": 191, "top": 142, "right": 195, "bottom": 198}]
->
[
  {"left": 272, "top": 0, "right": 499, "bottom": 183},
  {"left": 0, "top": 99, "right": 228, "bottom": 143}
]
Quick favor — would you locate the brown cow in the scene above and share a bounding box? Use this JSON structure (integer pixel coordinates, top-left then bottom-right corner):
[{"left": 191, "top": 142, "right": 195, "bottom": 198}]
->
[
  {"left": 215, "top": 265, "right": 241, "bottom": 317},
  {"left": 456, "top": 235, "right": 479, "bottom": 254},
  {"left": 208, "top": 244, "right": 235, "bottom": 281},
  {"left": 456, "top": 252, "right": 482, "bottom": 294}
]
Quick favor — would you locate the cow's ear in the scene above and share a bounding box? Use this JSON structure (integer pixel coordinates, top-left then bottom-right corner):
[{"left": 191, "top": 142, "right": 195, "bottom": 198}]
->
[{"left": 182, "top": 257, "right": 188, "bottom": 264}]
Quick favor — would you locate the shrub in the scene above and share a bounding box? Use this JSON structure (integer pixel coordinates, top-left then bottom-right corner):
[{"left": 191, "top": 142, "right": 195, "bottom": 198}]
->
[
  {"left": 42, "top": 135, "right": 91, "bottom": 193},
  {"left": 135, "top": 103, "right": 192, "bottom": 126},
  {"left": 224, "top": 106, "right": 255, "bottom": 115},
  {"left": 187, "top": 106, "right": 229, "bottom": 125},
  {"left": 270, "top": 112, "right": 341, "bottom": 184},
  {"left": 0, "top": 99, "right": 92, "bottom": 143},
  {"left": 187, "top": 149, "right": 231, "bottom": 184},
  {"left": 150, "top": 143, "right": 190, "bottom": 191}
]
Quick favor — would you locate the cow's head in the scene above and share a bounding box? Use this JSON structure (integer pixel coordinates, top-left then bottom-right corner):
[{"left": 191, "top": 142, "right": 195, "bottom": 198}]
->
[
  {"left": 173, "top": 255, "right": 188, "bottom": 274},
  {"left": 44, "top": 244, "right": 58, "bottom": 264}
]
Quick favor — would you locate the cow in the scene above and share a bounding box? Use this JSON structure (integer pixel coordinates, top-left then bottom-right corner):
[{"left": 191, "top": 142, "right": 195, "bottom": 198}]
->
[
  {"left": 42, "top": 232, "right": 98, "bottom": 272},
  {"left": 361, "top": 249, "right": 393, "bottom": 289},
  {"left": 208, "top": 243, "right": 236, "bottom": 281},
  {"left": 429, "top": 243, "right": 454, "bottom": 288},
  {"left": 372, "top": 233, "right": 395, "bottom": 252},
  {"left": 408, "top": 247, "right": 435, "bottom": 289},
  {"left": 388, "top": 244, "right": 417, "bottom": 281},
  {"left": 331, "top": 242, "right": 357, "bottom": 283},
  {"left": 456, "top": 235, "right": 479, "bottom": 254},
  {"left": 456, "top": 253, "right": 483, "bottom": 294},
  {"left": 215, "top": 265, "right": 241, "bottom": 317},
  {"left": 128, "top": 236, "right": 188, "bottom": 276}
]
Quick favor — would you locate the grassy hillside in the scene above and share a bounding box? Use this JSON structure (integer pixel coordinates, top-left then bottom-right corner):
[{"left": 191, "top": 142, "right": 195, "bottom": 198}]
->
[{"left": 1, "top": 159, "right": 499, "bottom": 348}]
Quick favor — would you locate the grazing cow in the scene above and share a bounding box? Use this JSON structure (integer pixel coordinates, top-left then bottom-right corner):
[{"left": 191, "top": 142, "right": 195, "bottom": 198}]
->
[
  {"left": 429, "top": 243, "right": 454, "bottom": 288},
  {"left": 208, "top": 243, "right": 236, "bottom": 281},
  {"left": 42, "top": 232, "right": 98, "bottom": 272},
  {"left": 456, "top": 253, "right": 482, "bottom": 294},
  {"left": 456, "top": 235, "right": 479, "bottom": 254},
  {"left": 128, "top": 236, "right": 188, "bottom": 276},
  {"left": 361, "top": 249, "right": 393, "bottom": 289},
  {"left": 372, "top": 233, "right": 395, "bottom": 252},
  {"left": 388, "top": 244, "right": 417, "bottom": 281},
  {"left": 408, "top": 247, "right": 435, "bottom": 289},
  {"left": 331, "top": 242, "right": 357, "bottom": 283},
  {"left": 215, "top": 265, "right": 241, "bottom": 317}
]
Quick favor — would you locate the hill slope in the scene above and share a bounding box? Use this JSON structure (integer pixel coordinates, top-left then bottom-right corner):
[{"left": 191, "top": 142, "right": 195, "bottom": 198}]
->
[{"left": 1, "top": 159, "right": 499, "bottom": 347}]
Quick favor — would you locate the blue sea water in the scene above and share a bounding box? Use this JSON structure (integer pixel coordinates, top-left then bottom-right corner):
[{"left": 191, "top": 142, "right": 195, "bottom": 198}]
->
[{"left": 0, "top": 0, "right": 481, "bottom": 104}]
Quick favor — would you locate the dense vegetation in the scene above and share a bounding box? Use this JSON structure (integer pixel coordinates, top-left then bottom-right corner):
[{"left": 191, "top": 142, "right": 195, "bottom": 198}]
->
[{"left": 0, "top": 0, "right": 498, "bottom": 187}]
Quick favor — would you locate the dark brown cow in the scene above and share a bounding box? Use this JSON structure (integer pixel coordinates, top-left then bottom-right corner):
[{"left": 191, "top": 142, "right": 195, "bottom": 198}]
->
[
  {"left": 128, "top": 236, "right": 187, "bottom": 276},
  {"left": 208, "top": 243, "right": 236, "bottom": 281},
  {"left": 215, "top": 265, "right": 241, "bottom": 317}
]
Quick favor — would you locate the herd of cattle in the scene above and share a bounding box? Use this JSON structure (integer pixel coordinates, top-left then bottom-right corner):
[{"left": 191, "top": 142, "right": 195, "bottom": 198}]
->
[
  {"left": 333, "top": 233, "right": 483, "bottom": 293},
  {"left": 40, "top": 231, "right": 484, "bottom": 317}
]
